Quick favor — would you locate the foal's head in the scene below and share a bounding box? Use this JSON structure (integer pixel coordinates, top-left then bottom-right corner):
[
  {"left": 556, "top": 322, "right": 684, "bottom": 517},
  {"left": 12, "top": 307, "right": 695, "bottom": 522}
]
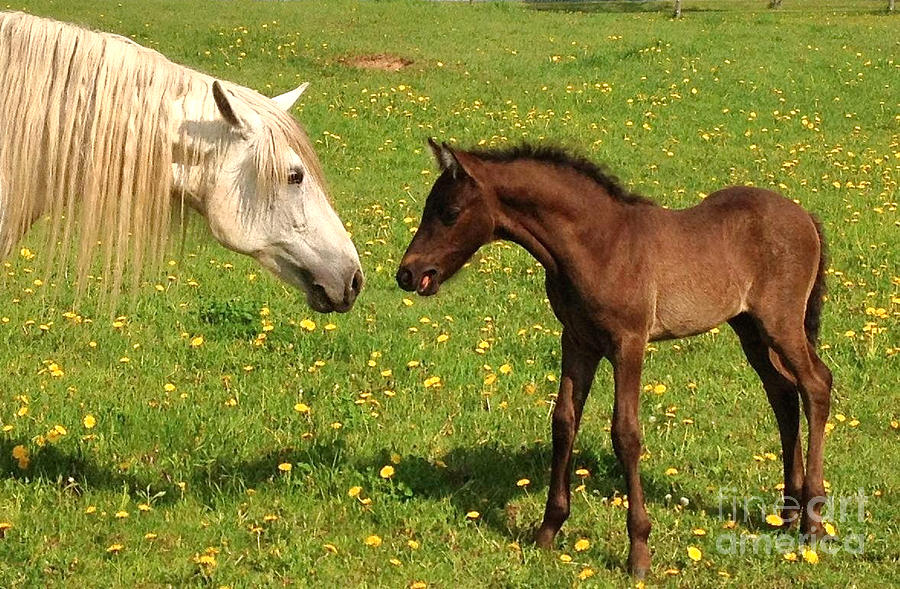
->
[{"left": 397, "top": 139, "right": 496, "bottom": 296}]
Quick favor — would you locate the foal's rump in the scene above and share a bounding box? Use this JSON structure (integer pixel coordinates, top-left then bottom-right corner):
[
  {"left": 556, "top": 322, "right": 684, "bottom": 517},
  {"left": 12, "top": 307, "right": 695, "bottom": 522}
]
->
[{"left": 647, "top": 186, "right": 822, "bottom": 341}]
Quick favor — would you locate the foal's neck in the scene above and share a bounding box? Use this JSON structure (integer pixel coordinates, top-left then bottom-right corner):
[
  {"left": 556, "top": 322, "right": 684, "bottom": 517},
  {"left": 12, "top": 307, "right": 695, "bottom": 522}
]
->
[{"left": 489, "top": 160, "right": 635, "bottom": 276}]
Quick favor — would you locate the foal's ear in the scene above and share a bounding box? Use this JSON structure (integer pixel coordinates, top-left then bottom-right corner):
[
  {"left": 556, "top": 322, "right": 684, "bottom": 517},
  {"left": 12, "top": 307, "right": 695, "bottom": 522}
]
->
[
  {"left": 212, "top": 81, "right": 261, "bottom": 133},
  {"left": 427, "top": 137, "right": 462, "bottom": 178}
]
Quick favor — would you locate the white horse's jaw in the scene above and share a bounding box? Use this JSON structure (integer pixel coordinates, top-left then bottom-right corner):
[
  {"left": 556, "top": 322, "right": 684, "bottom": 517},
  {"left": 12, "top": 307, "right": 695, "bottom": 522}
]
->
[{"left": 255, "top": 244, "right": 363, "bottom": 314}]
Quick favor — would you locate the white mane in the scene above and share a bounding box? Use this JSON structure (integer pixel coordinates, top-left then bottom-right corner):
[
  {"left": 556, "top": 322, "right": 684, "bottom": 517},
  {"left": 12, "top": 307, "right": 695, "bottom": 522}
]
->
[{"left": 0, "top": 11, "right": 324, "bottom": 295}]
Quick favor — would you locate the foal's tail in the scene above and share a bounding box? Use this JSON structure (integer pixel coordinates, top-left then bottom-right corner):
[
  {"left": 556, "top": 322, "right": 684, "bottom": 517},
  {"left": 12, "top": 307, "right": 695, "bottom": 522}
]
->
[{"left": 804, "top": 215, "right": 828, "bottom": 347}]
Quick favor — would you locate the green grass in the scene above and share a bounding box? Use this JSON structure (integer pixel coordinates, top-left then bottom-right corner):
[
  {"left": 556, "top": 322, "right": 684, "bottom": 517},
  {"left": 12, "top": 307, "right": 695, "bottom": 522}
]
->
[{"left": 0, "top": 0, "right": 897, "bottom": 586}]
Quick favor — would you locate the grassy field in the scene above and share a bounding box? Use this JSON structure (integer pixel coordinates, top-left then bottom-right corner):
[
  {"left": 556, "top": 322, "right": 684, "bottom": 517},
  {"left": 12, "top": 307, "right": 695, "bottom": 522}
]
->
[{"left": 0, "top": 0, "right": 897, "bottom": 586}]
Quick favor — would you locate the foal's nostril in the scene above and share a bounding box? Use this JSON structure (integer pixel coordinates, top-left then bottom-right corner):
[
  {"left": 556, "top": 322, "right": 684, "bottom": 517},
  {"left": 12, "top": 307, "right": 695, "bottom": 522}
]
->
[{"left": 396, "top": 267, "right": 413, "bottom": 291}]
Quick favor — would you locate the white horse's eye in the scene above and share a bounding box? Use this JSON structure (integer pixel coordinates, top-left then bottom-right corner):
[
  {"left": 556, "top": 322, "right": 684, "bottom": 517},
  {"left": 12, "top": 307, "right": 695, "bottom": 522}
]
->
[{"left": 288, "top": 168, "right": 304, "bottom": 185}]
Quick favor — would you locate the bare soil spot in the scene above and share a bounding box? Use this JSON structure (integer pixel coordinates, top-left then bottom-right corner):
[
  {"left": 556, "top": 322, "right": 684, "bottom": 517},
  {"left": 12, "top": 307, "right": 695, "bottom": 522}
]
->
[{"left": 341, "top": 53, "right": 413, "bottom": 72}]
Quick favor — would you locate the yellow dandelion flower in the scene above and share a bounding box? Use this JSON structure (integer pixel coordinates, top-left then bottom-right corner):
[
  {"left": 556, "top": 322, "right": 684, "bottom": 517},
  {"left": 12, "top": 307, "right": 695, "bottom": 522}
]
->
[
  {"left": 137, "top": 503, "right": 151, "bottom": 512},
  {"left": 190, "top": 336, "right": 204, "bottom": 348},
  {"left": 83, "top": 414, "right": 96, "bottom": 429},
  {"left": 692, "top": 528, "right": 707, "bottom": 536},
  {"left": 294, "top": 402, "right": 310, "bottom": 414},
  {"left": 194, "top": 553, "right": 216, "bottom": 567},
  {"left": 687, "top": 546, "right": 702, "bottom": 561},
  {"left": 323, "top": 543, "right": 338, "bottom": 554},
  {"left": 578, "top": 568, "right": 595, "bottom": 580},
  {"left": 783, "top": 551, "right": 798, "bottom": 561},
  {"left": 802, "top": 548, "right": 819, "bottom": 564},
  {"left": 11, "top": 445, "right": 28, "bottom": 461},
  {"left": 278, "top": 462, "right": 292, "bottom": 472},
  {"left": 299, "top": 319, "right": 316, "bottom": 332},
  {"left": 574, "top": 538, "right": 590, "bottom": 552},
  {"left": 575, "top": 468, "right": 590, "bottom": 478},
  {"left": 665, "top": 467, "right": 678, "bottom": 476},
  {"left": 653, "top": 383, "right": 667, "bottom": 394},
  {"left": 145, "top": 532, "right": 158, "bottom": 540},
  {"left": 407, "top": 539, "right": 420, "bottom": 550},
  {"left": 824, "top": 522, "right": 837, "bottom": 536},
  {"left": 364, "top": 534, "right": 382, "bottom": 547},
  {"left": 465, "top": 511, "right": 480, "bottom": 520},
  {"left": 559, "top": 553, "right": 572, "bottom": 563},
  {"left": 516, "top": 478, "right": 530, "bottom": 487},
  {"left": 115, "top": 511, "right": 129, "bottom": 519},
  {"left": 765, "top": 514, "right": 784, "bottom": 527},
  {"left": 106, "top": 543, "right": 124, "bottom": 553},
  {"left": 379, "top": 465, "right": 395, "bottom": 479},
  {"left": 499, "top": 363, "right": 512, "bottom": 374},
  {"left": 348, "top": 486, "right": 362, "bottom": 498}
]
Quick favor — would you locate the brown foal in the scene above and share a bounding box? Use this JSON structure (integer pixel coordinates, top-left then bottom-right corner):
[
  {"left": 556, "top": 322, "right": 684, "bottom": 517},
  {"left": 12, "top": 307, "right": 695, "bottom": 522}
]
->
[{"left": 397, "top": 140, "right": 833, "bottom": 577}]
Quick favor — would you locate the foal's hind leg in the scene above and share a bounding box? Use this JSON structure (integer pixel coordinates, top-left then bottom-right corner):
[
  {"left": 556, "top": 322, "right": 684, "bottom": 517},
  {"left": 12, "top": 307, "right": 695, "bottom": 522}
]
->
[
  {"left": 729, "top": 314, "right": 804, "bottom": 527},
  {"left": 756, "top": 317, "right": 832, "bottom": 537}
]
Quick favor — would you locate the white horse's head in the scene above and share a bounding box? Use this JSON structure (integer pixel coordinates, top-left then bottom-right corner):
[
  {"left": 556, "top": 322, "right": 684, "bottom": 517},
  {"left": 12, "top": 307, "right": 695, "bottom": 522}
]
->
[{"left": 177, "top": 80, "right": 362, "bottom": 313}]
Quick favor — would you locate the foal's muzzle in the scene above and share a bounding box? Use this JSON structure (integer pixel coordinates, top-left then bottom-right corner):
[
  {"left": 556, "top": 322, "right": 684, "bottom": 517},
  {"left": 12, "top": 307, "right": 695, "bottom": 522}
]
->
[{"left": 396, "top": 262, "right": 439, "bottom": 296}]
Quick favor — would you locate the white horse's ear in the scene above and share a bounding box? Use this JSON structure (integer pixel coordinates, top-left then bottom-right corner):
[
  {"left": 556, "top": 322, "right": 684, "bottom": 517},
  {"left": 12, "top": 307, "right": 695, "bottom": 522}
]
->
[
  {"left": 212, "top": 80, "right": 260, "bottom": 132},
  {"left": 271, "top": 82, "right": 309, "bottom": 112},
  {"left": 427, "top": 137, "right": 461, "bottom": 178}
]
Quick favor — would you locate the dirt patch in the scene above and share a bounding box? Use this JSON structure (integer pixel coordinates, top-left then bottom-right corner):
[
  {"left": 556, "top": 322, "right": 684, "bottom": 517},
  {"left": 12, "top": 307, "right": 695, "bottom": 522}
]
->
[{"left": 341, "top": 53, "right": 413, "bottom": 72}]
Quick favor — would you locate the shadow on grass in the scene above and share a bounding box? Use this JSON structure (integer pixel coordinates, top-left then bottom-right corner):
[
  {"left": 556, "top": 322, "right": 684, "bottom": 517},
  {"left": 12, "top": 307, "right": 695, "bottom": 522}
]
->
[
  {"left": 2, "top": 436, "right": 779, "bottom": 541},
  {"left": 0, "top": 439, "right": 181, "bottom": 504},
  {"left": 525, "top": 1, "right": 726, "bottom": 14}
]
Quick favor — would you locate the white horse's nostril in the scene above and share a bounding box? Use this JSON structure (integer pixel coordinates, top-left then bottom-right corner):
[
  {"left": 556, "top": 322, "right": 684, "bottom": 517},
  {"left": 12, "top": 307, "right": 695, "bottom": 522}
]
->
[
  {"left": 342, "top": 268, "right": 363, "bottom": 309},
  {"left": 350, "top": 269, "right": 364, "bottom": 296}
]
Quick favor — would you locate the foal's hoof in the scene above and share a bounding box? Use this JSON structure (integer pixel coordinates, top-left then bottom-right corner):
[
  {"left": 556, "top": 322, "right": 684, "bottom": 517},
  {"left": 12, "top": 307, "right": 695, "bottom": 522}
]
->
[
  {"left": 629, "top": 565, "right": 649, "bottom": 580},
  {"left": 801, "top": 519, "right": 828, "bottom": 540},
  {"left": 627, "top": 549, "right": 651, "bottom": 579},
  {"left": 534, "top": 527, "right": 556, "bottom": 549}
]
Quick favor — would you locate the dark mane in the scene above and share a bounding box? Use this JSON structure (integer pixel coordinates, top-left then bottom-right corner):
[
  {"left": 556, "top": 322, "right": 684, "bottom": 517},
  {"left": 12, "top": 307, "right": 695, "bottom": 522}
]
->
[{"left": 466, "top": 143, "right": 655, "bottom": 206}]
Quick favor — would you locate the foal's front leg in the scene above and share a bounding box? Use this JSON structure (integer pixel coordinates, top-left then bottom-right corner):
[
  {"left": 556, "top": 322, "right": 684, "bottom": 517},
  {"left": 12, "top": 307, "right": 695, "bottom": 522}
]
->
[
  {"left": 611, "top": 335, "right": 652, "bottom": 578},
  {"left": 535, "top": 332, "right": 599, "bottom": 548}
]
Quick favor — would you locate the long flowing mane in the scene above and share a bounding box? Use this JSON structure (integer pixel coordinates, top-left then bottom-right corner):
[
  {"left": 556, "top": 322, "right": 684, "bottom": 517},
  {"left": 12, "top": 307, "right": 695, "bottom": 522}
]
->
[
  {"left": 0, "top": 11, "right": 322, "bottom": 296},
  {"left": 467, "top": 144, "right": 655, "bottom": 206}
]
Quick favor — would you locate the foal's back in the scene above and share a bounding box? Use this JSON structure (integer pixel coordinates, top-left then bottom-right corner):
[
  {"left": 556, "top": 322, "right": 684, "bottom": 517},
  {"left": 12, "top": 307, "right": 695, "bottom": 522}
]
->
[{"left": 640, "top": 186, "right": 821, "bottom": 341}]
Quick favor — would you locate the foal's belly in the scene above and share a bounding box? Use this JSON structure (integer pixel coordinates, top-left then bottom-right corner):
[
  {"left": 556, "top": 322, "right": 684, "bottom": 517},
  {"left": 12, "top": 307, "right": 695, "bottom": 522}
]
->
[{"left": 648, "top": 287, "right": 745, "bottom": 341}]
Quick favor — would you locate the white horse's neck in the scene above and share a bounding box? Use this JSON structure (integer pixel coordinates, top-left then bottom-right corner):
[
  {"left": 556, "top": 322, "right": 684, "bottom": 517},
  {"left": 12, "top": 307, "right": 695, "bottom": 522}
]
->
[{"left": 169, "top": 76, "right": 231, "bottom": 210}]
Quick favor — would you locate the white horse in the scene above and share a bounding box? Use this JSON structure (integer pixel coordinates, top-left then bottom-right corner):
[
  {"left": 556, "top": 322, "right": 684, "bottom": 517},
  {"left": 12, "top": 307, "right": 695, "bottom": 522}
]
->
[{"left": 0, "top": 11, "right": 362, "bottom": 312}]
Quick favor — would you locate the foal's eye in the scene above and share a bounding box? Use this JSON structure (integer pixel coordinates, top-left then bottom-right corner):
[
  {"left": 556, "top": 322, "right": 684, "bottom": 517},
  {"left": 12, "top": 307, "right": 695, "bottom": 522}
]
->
[
  {"left": 287, "top": 169, "right": 304, "bottom": 185},
  {"left": 441, "top": 207, "right": 461, "bottom": 225}
]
